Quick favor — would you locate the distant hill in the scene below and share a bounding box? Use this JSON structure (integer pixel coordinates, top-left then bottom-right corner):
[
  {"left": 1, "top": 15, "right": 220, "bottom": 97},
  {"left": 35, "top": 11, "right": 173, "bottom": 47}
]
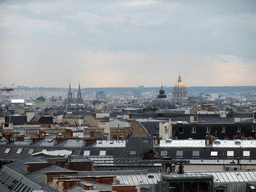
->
[{"left": 15, "top": 86, "right": 256, "bottom": 97}]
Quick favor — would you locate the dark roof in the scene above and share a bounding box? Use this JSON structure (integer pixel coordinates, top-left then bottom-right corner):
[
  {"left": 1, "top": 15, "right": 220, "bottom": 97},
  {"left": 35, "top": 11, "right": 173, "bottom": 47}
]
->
[
  {"left": 26, "top": 165, "right": 72, "bottom": 189},
  {"left": 0, "top": 161, "right": 45, "bottom": 192}
]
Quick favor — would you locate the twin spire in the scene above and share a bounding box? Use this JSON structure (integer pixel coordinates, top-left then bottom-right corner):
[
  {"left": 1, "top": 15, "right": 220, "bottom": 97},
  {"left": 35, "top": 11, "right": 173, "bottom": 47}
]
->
[{"left": 68, "top": 82, "right": 82, "bottom": 99}]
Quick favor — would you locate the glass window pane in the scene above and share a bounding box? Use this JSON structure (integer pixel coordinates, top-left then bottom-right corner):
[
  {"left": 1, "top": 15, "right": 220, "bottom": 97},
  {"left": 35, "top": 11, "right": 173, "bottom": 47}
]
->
[
  {"left": 243, "top": 151, "right": 250, "bottom": 157},
  {"left": 176, "top": 150, "right": 183, "bottom": 156},
  {"left": 227, "top": 151, "right": 234, "bottom": 156},
  {"left": 161, "top": 151, "right": 167, "bottom": 156},
  {"left": 84, "top": 150, "right": 90, "bottom": 156},
  {"left": 193, "top": 151, "right": 200, "bottom": 156},
  {"left": 211, "top": 151, "right": 218, "bottom": 156},
  {"left": 4, "top": 148, "right": 11, "bottom": 154},
  {"left": 28, "top": 149, "right": 35, "bottom": 155},
  {"left": 99, "top": 150, "right": 106, "bottom": 156},
  {"left": 16, "top": 148, "right": 23, "bottom": 154}
]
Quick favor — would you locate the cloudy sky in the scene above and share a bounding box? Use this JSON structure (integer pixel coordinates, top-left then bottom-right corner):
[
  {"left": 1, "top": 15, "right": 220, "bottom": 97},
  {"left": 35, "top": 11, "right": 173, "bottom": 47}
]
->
[{"left": 1, "top": 0, "right": 255, "bottom": 88}]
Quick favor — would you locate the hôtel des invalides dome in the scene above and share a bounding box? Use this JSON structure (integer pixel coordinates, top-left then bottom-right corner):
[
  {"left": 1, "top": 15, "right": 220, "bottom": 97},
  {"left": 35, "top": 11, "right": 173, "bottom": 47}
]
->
[{"left": 151, "top": 73, "right": 187, "bottom": 109}]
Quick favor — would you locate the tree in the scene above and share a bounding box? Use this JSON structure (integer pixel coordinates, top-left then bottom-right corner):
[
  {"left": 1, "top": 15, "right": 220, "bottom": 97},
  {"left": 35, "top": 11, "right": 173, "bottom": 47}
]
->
[
  {"left": 36, "top": 96, "right": 45, "bottom": 102},
  {"left": 137, "top": 106, "right": 157, "bottom": 113},
  {"left": 93, "top": 100, "right": 101, "bottom": 105}
]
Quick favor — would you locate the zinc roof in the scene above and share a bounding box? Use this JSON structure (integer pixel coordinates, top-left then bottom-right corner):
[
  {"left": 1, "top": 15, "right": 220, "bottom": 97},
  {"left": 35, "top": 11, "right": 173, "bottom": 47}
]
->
[{"left": 159, "top": 139, "right": 256, "bottom": 148}]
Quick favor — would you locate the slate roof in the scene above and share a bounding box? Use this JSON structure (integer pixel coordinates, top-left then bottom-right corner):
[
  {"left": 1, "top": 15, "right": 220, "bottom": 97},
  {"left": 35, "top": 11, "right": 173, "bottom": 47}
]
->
[
  {"left": 0, "top": 161, "right": 45, "bottom": 192},
  {"left": 26, "top": 165, "right": 72, "bottom": 191}
]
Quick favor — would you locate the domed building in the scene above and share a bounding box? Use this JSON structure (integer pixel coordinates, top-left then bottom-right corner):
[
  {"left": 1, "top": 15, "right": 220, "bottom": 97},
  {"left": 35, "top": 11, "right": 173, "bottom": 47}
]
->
[
  {"left": 172, "top": 73, "right": 187, "bottom": 105},
  {"left": 151, "top": 85, "right": 174, "bottom": 109}
]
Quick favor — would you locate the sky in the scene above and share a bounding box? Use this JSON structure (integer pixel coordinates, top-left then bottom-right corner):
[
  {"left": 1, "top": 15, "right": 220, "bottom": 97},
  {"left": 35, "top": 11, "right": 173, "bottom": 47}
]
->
[{"left": 0, "top": 0, "right": 255, "bottom": 88}]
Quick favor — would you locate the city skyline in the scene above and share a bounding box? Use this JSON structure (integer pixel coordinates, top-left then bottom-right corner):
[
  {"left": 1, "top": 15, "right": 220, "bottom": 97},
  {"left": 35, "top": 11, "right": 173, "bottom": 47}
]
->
[{"left": 1, "top": 0, "right": 255, "bottom": 88}]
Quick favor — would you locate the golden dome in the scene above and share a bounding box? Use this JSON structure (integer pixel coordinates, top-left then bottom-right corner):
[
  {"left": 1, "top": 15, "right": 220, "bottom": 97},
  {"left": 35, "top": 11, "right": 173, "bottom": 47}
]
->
[
  {"left": 174, "top": 81, "right": 186, "bottom": 88},
  {"left": 174, "top": 73, "right": 186, "bottom": 88}
]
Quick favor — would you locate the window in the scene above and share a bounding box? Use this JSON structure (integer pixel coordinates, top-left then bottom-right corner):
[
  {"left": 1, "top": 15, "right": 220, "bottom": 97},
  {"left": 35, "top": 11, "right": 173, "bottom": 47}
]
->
[
  {"left": 147, "top": 175, "right": 154, "bottom": 179},
  {"left": 227, "top": 151, "right": 234, "bottom": 157},
  {"left": 176, "top": 150, "right": 183, "bottom": 157},
  {"left": 236, "top": 126, "right": 241, "bottom": 132},
  {"left": 252, "top": 126, "right": 255, "bottom": 132},
  {"left": 28, "top": 149, "right": 35, "bottom": 155},
  {"left": 16, "top": 148, "right": 23, "bottom": 154},
  {"left": 235, "top": 140, "right": 241, "bottom": 145},
  {"left": 161, "top": 151, "right": 167, "bottom": 156},
  {"left": 211, "top": 151, "right": 218, "bottom": 157},
  {"left": 84, "top": 150, "right": 90, "bottom": 156},
  {"left": 165, "top": 126, "right": 168, "bottom": 134},
  {"left": 192, "top": 127, "right": 196, "bottom": 133},
  {"left": 206, "top": 127, "right": 210, "bottom": 134},
  {"left": 194, "top": 116, "right": 198, "bottom": 121},
  {"left": 99, "top": 150, "right": 106, "bottom": 156},
  {"left": 130, "top": 150, "right": 136, "bottom": 155},
  {"left": 179, "top": 127, "right": 184, "bottom": 134},
  {"left": 221, "top": 126, "right": 226, "bottom": 133},
  {"left": 192, "top": 150, "right": 200, "bottom": 157},
  {"left": 8, "top": 179, "right": 18, "bottom": 189},
  {"left": 214, "top": 140, "right": 221, "bottom": 145},
  {"left": 4, "top": 148, "right": 11, "bottom": 154},
  {"left": 243, "top": 151, "right": 250, "bottom": 157}
]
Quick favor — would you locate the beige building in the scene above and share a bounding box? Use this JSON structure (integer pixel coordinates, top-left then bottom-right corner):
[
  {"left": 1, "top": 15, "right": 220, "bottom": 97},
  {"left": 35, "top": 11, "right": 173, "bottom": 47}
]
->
[{"left": 159, "top": 119, "right": 172, "bottom": 139}]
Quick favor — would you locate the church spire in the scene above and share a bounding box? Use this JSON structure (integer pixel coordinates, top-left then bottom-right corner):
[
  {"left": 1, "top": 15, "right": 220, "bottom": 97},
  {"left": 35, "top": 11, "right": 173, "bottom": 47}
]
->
[
  {"left": 178, "top": 72, "right": 182, "bottom": 82},
  {"left": 77, "top": 82, "right": 82, "bottom": 99},
  {"left": 68, "top": 82, "right": 72, "bottom": 100}
]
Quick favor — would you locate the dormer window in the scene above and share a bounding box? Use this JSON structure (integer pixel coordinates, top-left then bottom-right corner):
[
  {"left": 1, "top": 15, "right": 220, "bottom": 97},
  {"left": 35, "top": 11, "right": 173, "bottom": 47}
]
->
[
  {"left": 221, "top": 126, "right": 226, "bottom": 133},
  {"left": 235, "top": 140, "right": 241, "bottom": 145},
  {"left": 165, "top": 126, "right": 168, "bottom": 134},
  {"left": 179, "top": 127, "right": 184, "bottom": 134},
  {"left": 192, "top": 127, "right": 196, "bottom": 133},
  {"left": 214, "top": 140, "right": 221, "bottom": 145},
  {"left": 206, "top": 127, "right": 210, "bottom": 134}
]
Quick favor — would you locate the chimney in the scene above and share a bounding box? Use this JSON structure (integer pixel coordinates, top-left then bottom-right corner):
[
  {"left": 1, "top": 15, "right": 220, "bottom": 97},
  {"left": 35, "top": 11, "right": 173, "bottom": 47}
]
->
[
  {"left": 2, "top": 132, "right": 15, "bottom": 144},
  {"left": 44, "top": 172, "right": 78, "bottom": 184},
  {"left": 205, "top": 135, "right": 213, "bottom": 146},
  {"left": 53, "top": 137, "right": 66, "bottom": 145},
  {"left": 17, "top": 135, "right": 24, "bottom": 141},
  {"left": 153, "top": 135, "right": 160, "bottom": 145},
  {"left": 83, "top": 137, "right": 96, "bottom": 146},
  {"left": 65, "top": 129, "right": 73, "bottom": 137},
  {"left": 29, "top": 136, "right": 45, "bottom": 144}
]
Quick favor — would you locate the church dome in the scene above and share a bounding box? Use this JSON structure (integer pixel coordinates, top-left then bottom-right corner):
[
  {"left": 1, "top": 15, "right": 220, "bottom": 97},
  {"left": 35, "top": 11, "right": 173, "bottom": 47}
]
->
[
  {"left": 174, "top": 74, "right": 186, "bottom": 88},
  {"left": 174, "top": 81, "right": 186, "bottom": 88},
  {"left": 172, "top": 72, "right": 187, "bottom": 105},
  {"left": 151, "top": 85, "right": 174, "bottom": 109}
]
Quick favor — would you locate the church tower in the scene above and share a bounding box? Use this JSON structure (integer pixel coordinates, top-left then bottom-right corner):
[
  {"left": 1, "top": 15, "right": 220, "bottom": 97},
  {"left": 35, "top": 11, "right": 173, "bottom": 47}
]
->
[
  {"left": 67, "top": 82, "right": 72, "bottom": 103},
  {"left": 77, "top": 82, "right": 83, "bottom": 104},
  {"left": 172, "top": 72, "right": 187, "bottom": 105}
]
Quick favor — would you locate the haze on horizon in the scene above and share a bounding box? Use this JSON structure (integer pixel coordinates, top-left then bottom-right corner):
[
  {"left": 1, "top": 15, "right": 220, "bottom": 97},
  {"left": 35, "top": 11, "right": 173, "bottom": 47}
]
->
[{"left": 1, "top": 0, "right": 255, "bottom": 88}]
